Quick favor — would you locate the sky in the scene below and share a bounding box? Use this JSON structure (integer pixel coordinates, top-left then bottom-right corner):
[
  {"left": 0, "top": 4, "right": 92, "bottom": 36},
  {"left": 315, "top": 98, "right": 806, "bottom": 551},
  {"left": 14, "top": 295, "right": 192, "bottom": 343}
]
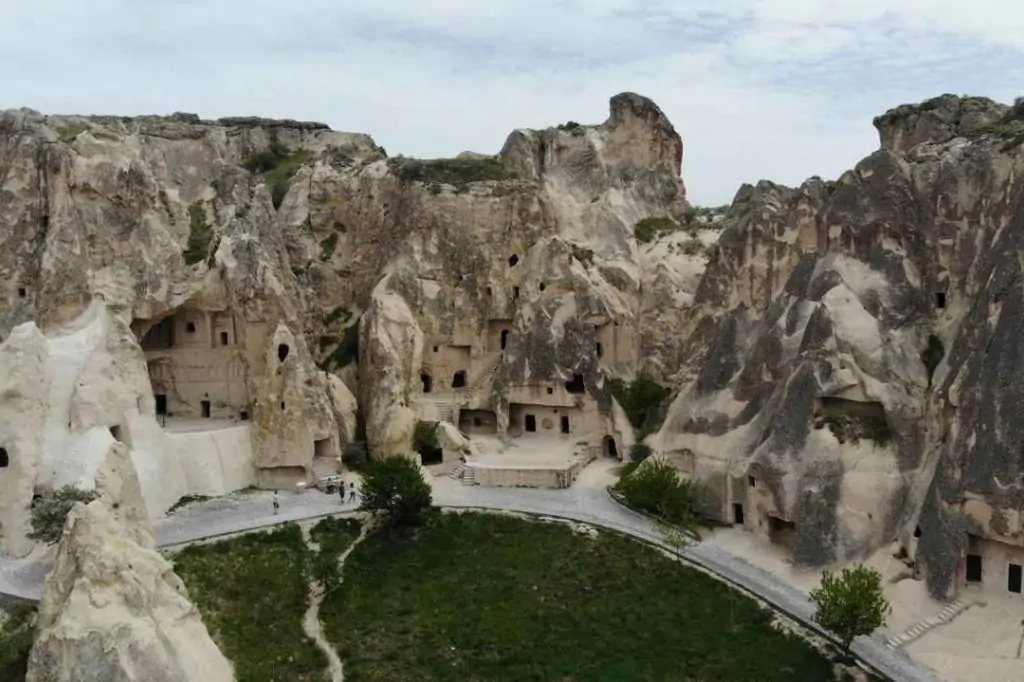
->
[{"left": 1, "top": 1, "right": 1022, "bottom": 205}]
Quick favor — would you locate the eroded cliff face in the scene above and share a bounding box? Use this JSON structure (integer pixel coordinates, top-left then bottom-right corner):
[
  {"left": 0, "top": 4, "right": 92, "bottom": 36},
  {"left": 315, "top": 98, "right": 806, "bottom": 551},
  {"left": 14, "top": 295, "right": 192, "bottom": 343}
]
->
[
  {"left": 26, "top": 444, "right": 234, "bottom": 682},
  {"left": 656, "top": 94, "right": 1024, "bottom": 598}
]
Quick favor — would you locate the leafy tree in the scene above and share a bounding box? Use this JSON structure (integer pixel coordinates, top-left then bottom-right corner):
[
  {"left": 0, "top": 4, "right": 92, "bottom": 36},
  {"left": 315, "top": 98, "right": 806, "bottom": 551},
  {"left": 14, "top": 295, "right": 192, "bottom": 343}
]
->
[
  {"left": 359, "top": 456, "right": 434, "bottom": 528},
  {"left": 608, "top": 374, "right": 671, "bottom": 437},
  {"left": 809, "top": 565, "right": 890, "bottom": 650},
  {"left": 614, "top": 458, "right": 697, "bottom": 531},
  {"left": 0, "top": 602, "right": 35, "bottom": 682},
  {"left": 29, "top": 486, "right": 98, "bottom": 544}
]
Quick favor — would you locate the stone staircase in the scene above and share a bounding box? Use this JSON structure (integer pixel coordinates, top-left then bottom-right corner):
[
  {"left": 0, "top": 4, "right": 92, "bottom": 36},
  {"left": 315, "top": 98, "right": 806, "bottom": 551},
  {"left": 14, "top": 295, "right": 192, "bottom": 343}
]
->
[
  {"left": 436, "top": 403, "right": 455, "bottom": 424},
  {"left": 310, "top": 456, "right": 341, "bottom": 490},
  {"left": 448, "top": 464, "right": 477, "bottom": 486},
  {"left": 462, "top": 357, "right": 500, "bottom": 406},
  {"left": 885, "top": 599, "right": 971, "bottom": 649}
]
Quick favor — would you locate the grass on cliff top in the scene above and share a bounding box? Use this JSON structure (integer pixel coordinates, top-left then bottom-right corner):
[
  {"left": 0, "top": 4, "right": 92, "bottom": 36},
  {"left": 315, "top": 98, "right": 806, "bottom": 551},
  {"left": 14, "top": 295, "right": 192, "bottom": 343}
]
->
[
  {"left": 388, "top": 154, "right": 509, "bottom": 190},
  {"left": 242, "top": 144, "right": 313, "bottom": 209},
  {"left": 320, "top": 511, "right": 843, "bottom": 682},
  {"left": 173, "top": 524, "right": 327, "bottom": 682}
]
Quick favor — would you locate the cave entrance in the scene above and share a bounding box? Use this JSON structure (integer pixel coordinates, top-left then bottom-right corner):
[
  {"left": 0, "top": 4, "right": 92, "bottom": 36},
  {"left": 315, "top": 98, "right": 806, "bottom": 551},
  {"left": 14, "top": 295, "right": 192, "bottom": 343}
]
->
[
  {"left": 452, "top": 371, "right": 467, "bottom": 389},
  {"left": 768, "top": 515, "right": 797, "bottom": 550},
  {"left": 560, "top": 415, "right": 570, "bottom": 434},
  {"left": 421, "top": 373, "right": 433, "bottom": 394},
  {"left": 278, "top": 343, "right": 290, "bottom": 362},
  {"left": 524, "top": 414, "right": 537, "bottom": 433},
  {"left": 564, "top": 374, "right": 585, "bottom": 394},
  {"left": 733, "top": 503, "right": 745, "bottom": 525},
  {"left": 602, "top": 435, "right": 618, "bottom": 459},
  {"left": 965, "top": 553, "right": 982, "bottom": 584},
  {"left": 201, "top": 400, "right": 211, "bottom": 419},
  {"left": 110, "top": 425, "right": 124, "bottom": 443},
  {"left": 458, "top": 410, "right": 498, "bottom": 435},
  {"left": 0, "top": 447, "right": 8, "bottom": 468},
  {"left": 500, "top": 329, "right": 509, "bottom": 350},
  {"left": 155, "top": 394, "right": 168, "bottom": 416},
  {"left": 1009, "top": 564, "right": 1022, "bottom": 594}
]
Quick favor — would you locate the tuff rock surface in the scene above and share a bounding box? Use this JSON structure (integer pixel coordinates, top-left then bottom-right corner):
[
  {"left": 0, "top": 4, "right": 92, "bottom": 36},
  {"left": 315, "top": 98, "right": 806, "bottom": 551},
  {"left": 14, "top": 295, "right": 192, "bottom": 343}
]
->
[
  {"left": 26, "top": 443, "right": 234, "bottom": 682},
  {"left": 656, "top": 93, "right": 1024, "bottom": 598}
]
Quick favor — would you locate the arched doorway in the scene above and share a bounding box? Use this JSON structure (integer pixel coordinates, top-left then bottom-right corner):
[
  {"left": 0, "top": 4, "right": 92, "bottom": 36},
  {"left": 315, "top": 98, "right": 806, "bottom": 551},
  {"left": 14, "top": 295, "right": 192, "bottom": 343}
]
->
[{"left": 602, "top": 436, "right": 618, "bottom": 459}]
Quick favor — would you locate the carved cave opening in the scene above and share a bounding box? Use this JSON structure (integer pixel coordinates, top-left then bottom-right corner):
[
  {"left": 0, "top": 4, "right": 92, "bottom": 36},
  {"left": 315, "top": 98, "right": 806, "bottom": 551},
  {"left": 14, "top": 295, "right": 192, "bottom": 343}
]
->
[
  {"left": 421, "top": 373, "right": 433, "bottom": 393},
  {"left": 564, "top": 374, "right": 586, "bottom": 394},
  {"left": 560, "top": 415, "right": 570, "bottom": 434},
  {"left": 0, "top": 447, "right": 8, "bottom": 468},
  {"left": 278, "top": 343, "right": 290, "bottom": 362},
  {"left": 508, "top": 254, "right": 519, "bottom": 267},
  {"left": 768, "top": 515, "right": 797, "bottom": 550},
  {"left": 452, "top": 370, "right": 467, "bottom": 389},
  {"left": 602, "top": 435, "right": 618, "bottom": 459},
  {"left": 813, "top": 397, "right": 893, "bottom": 445},
  {"left": 459, "top": 409, "right": 498, "bottom": 435}
]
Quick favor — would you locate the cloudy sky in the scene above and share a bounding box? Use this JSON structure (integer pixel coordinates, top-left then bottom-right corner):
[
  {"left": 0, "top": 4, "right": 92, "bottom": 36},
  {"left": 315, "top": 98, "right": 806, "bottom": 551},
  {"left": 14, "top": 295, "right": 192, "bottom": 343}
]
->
[{"left": 1, "top": 1, "right": 1022, "bottom": 204}]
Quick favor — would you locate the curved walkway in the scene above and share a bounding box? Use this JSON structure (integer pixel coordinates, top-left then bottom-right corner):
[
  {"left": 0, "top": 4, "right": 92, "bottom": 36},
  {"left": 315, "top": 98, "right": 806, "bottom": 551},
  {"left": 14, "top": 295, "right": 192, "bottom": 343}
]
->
[{"left": 1, "top": 478, "right": 946, "bottom": 682}]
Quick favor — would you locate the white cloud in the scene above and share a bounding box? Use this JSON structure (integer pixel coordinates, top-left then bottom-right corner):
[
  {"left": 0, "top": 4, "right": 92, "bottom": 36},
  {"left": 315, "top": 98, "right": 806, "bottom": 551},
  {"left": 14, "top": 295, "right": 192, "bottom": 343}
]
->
[{"left": 0, "top": 0, "right": 1021, "bottom": 204}]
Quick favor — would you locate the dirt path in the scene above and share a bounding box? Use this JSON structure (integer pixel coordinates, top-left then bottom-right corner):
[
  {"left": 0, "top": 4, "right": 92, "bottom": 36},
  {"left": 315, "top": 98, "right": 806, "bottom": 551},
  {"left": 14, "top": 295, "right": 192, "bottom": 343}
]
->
[{"left": 301, "top": 519, "right": 371, "bottom": 682}]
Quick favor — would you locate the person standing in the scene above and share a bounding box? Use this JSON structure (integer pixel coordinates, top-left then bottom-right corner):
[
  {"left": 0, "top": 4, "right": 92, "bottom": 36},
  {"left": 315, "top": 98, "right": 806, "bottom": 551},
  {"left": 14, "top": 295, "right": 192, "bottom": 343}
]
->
[
  {"left": 272, "top": 490, "right": 280, "bottom": 516},
  {"left": 348, "top": 481, "right": 357, "bottom": 504},
  {"left": 338, "top": 482, "right": 345, "bottom": 505}
]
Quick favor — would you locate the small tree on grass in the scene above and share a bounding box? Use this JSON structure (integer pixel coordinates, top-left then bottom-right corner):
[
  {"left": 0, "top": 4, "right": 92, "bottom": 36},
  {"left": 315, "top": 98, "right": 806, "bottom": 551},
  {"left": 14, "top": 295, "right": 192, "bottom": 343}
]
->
[
  {"left": 29, "top": 486, "right": 98, "bottom": 544},
  {"left": 359, "top": 456, "right": 434, "bottom": 528},
  {"left": 809, "top": 565, "right": 890, "bottom": 651},
  {"left": 614, "top": 458, "right": 697, "bottom": 532}
]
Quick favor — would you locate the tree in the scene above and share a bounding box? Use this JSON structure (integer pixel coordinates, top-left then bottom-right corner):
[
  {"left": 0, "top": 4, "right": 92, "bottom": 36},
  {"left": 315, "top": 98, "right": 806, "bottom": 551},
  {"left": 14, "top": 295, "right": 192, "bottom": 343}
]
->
[
  {"left": 359, "top": 456, "right": 434, "bottom": 528},
  {"left": 614, "top": 458, "right": 698, "bottom": 532},
  {"left": 809, "top": 565, "right": 890, "bottom": 651},
  {"left": 28, "top": 486, "right": 98, "bottom": 544}
]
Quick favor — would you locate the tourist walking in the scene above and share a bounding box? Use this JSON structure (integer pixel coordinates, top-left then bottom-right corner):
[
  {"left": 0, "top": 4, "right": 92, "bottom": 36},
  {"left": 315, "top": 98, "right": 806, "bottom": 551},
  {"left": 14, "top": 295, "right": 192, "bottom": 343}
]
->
[
  {"left": 348, "top": 481, "right": 357, "bottom": 504},
  {"left": 338, "top": 484, "right": 345, "bottom": 505},
  {"left": 272, "top": 490, "right": 280, "bottom": 516}
]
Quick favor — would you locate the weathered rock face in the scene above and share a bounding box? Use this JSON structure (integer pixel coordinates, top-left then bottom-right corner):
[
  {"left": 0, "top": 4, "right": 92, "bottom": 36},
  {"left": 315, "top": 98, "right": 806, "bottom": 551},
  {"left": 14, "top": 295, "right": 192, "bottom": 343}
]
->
[
  {"left": 26, "top": 444, "right": 234, "bottom": 682},
  {"left": 657, "top": 94, "right": 1024, "bottom": 598}
]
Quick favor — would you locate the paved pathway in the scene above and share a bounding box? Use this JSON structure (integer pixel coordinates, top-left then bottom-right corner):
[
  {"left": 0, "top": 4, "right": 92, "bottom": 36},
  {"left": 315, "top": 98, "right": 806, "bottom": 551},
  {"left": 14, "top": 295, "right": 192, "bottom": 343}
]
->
[{"left": 0, "top": 475, "right": 947, "bottom": 682}]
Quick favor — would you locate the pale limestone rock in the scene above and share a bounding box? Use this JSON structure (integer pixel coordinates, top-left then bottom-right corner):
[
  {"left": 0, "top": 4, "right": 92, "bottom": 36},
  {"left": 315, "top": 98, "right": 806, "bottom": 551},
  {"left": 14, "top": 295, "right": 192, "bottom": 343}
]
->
[
  {"left": 324, "top": 372, "right": 358, "bottom": 446},
  {"left": 26, "top": 444, "right": 234, "bottom": 682}
]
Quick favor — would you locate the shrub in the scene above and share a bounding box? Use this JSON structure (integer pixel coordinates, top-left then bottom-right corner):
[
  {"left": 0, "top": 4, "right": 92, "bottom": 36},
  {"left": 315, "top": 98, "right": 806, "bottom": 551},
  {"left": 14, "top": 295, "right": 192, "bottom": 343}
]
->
[
  {"left": 614, "top": 458, "right": 697, "bottom": 530},
  {"left": 242, "top": 145, "right": 313, "bottom": 209},
  {"left": 29, "top": 486, "right": 99, "bottom": 544},
  {"left": 571, "top": 244, "right": 595, "bottom": 267},
  {"left": 183, "top": 201, "right": 213, "bottom": 266},
  {"left": 323, "top": 306, "right": 352, "bottom": 326},
  {"left": 319, "top": 232, "right": 339, "bottom": 260},
  {"left": 680, "top": 238, "right": 702, "bottom": 256},
  {"left": 413, "top": 420, "right": 442, "bottom": 461},
  {"left": 0, "top": 603, "right": 35, "bottom": 682},
  {"left": 321, "top": 322, "right": 359, "bottom": 371},
  {"left": 556, "top": 121, "right": 586, "bottom": 136},
  {"left": 810, "top": 565, "right": 890, "bottom": 650},
  {"left": 630, "top": 442, "right": 652, "bottom": 463},
  {"left": 608, "top": 374, "right": 671, "bottom": 437},
  {"left": 634, "top": 216, "right": 679, "bottom": 243},
  {"left": 341, "top": 442, "right": 369, "bottom": 471},
  {"left": 388, "top": 155, "right": 509, "bottom": 190},
  {"left": 56, "top": 124, "right": 87, "bottom": 143},
  {"left": 360, "top": 456, "right": 434, "bottom": 528}
]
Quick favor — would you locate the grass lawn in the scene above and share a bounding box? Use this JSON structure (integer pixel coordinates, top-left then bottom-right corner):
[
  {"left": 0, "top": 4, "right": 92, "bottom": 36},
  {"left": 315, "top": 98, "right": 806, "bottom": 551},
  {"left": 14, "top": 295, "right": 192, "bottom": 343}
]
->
[
  {"left": 321, "top": 512, "right": 844, "bottom": 682},
  {"left": 172, "top": 524, "right": 327, "bottom": 682}
]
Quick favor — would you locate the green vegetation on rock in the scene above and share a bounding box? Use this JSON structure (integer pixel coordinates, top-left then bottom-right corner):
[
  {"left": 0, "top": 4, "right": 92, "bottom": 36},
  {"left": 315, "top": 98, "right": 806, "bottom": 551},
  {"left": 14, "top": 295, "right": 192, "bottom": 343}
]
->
[
  {"left": 556, "top": 121, "right": 587, "bottom": 136},
  {"left": 320, "top": 322, "right": 359, "bottom": 371},
  {"left": 412, "top": 420, "right": 442, "bottom": 461},
  {"left": 173, "top": 524, "right": 327, "bottom": 682},
  {"left": 324, "top": 306, "right": 352, "bottom": 326},
  {"left": 310, "top": 517, "right": 363, "bottom": 594},
  {"left": 0, "top": 603, "right": 35, "bottom": 682},
  {"left": 56, "top": 124, "right": 87, "bottom": 143},
  {"left": 634, "top": 216, "right": 678, "bottom": 243},
  {"left": 810, "top": 565, "right": 891, "bottom": 651},
  {"left": 29, "top": 485, "right": 98, "bottom": 544},
  {"left": 184, "top": 201, "right": 213, "bottom": 266},
  {"left": 242, "top": 144, "right": 313, "bottom": 209},
  {"left": 319, "top": 232, "right": 339, "bottom": 260},
  {"left": 389, "top": 155, "right": 509, "bottom": 190},
  {"left": 570, "top": 244, "right": 595, "bottom": 267},
  {"left": 320, "top": 512, "right": 842, "bottom": 681},
  {"left": 614, "top": 458, "right": 698, "bottom": 529},
  {"left": 607, "top": 373, "right": 671, "bottom": 437}
]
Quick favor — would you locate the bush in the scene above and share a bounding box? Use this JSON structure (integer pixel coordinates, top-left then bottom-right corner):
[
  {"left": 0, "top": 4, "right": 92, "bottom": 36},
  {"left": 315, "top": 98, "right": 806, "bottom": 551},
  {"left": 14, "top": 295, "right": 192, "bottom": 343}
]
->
[
  {"left": 413, "top": 420, "right": 442, "bottom": 461},
  {"left": 608, "top": 374, "right": 671, "bottom": 437},
  {"left": 634, "top": 217, "right": 679, "bottom": 243},
  {"left": 810, "top": 565, "right": 890, "bottom": 650},
  {"left": 341, "top": 442, "right": 369, "bottom": 471},
  {"left": 614, "top": 458, "right": 697, "bottom": 529},
  {"left": 388, "top": 155, "right": 509, "bottom": 189},
  {"left": 360, "top": 456, "right": 434, "bottom": 528},
  {"left": 183, "top": 201, "right": 213, "bottom": 265},
  {"left": 29, "top": 486, "right": 98, "bottom": 544},
  {"left": 0, "top": 603, "right": 35, "bottom": 682},
  {"left": 630, "top": 443, "right": 652, "bottom": 463},
  {"left": 242, "top": 144, "right": 313, "bottom": 209}
]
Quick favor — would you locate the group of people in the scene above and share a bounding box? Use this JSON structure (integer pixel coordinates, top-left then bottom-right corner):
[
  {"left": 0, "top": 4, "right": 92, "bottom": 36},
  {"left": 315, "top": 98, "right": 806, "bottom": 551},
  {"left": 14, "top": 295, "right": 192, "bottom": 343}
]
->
[{"left": 270, "top": 481, "right": 358, "bottom": 516}]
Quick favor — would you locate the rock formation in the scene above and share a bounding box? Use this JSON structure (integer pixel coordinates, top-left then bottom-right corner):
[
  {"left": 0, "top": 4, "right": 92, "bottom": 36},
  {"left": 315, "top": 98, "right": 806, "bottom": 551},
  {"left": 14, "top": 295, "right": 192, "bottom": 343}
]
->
[
  {"left": 4, "top": 90, "right": 1022, "bottom": 601},
  {"left": 655, "top": 94, "right": 1024, "bottom": 599},
  {"left": 26, "top": 443, "right": 234, "bottom": 682}
]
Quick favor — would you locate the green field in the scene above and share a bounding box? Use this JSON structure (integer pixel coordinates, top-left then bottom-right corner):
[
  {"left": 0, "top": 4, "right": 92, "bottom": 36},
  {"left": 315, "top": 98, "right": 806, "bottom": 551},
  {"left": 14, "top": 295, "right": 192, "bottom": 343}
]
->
[{"left": 319, "top": 512, "right": 843, "bottom": 682}]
